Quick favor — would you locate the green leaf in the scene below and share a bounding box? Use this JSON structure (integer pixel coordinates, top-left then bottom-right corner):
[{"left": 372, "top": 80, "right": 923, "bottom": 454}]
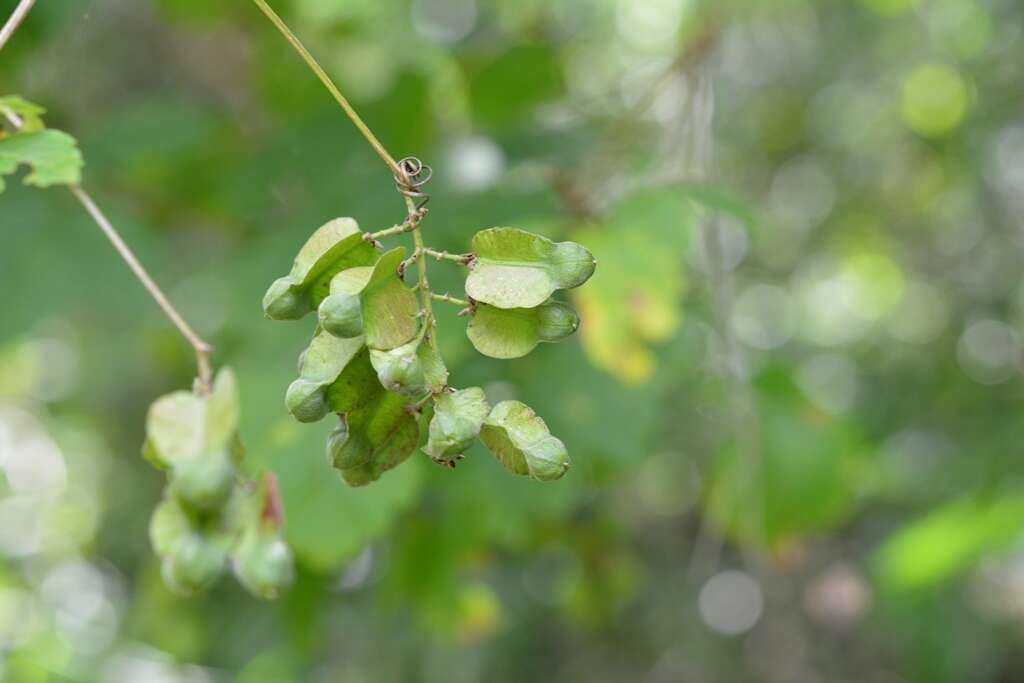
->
[
  {"left": 465, "top": 228, "right": 595, "bottom": 309},
  {"left": 327, "top": 391, "right": 421, "bottom": 487},
  {"left": 874, "top": 493, "right": 1024, "bottom": 592},
  {"left": 0, "top": 129, "right": 83, "bottom": 191},
  {"left": 318, "top": 247, "right": 419, "bottom": 350},
  {"left": 285, "top": 329, "right": 365, "bottom": 423},
  {"left": 262, "top": 218, "right": 378, "bottom": 320},
  {"left": 703, "top": 368, "right": 862, "bottom": 548},
  {"left": 0, "top": 96, "right": 46, "bottom": 132},
  {"left": 466, "top": 300, "right": 579, "bottom": 359},
  {"left": 424, "top": 387, "right": 490, "bottom": 464},
  {"left": 369, "top": 335, "right": 448, "bottom": 397},
  {"left": 479, "top": 400, "right": 569, "bottom": 481},
  {"left": 233, "top": 528, "right": 295, "bottom": 600}
]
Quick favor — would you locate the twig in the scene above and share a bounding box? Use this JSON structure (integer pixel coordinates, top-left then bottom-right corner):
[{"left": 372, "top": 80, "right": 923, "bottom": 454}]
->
[
  {"left": 430, "top": 292, "right": 468, "bottom": 307},
  {"left": 423, "top": 248, "right": 472, "bottom": 265},
  {"left": 0, "top": 0, "right": 36, "bottom": 52},
  {"left": 248, "top": 0, "right": 402, "bottom": 179},
  {"left": 68, "top": 186, "right": 214, "bottom": 391},
  {"left": 2, "top": 105, "right": 214, "bottom": 392}
]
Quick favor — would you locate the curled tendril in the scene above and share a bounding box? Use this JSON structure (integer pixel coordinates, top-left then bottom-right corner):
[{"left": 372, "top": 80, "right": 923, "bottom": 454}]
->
[{"left": 394, "top": 156, "right": 432, "bottom": 211}]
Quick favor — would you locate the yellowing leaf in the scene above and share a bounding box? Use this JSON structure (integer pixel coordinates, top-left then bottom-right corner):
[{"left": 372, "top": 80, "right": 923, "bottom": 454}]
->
[{"left": 571, "top": 188, "right": 694, "bottom": 383}]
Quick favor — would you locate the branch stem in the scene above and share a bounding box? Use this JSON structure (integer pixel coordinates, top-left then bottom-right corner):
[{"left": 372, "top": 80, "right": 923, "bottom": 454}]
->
[
  {"left": 249, "top": 0, "right": 402, "bottom": 178},
  {"left": 423, "top": 248, "right": 472, "bottom": 265},
  {"left": 407, "top": 198, "right": 437, "bottom": 348},
  {"left": 68, "top": 186, "right": 214, "bottom": 391},
  {"left": 430, "top": 292, "right": 469, "bottom": 307},
  {"left": 0, "top": 0, "right": 36, "bottom": 52},
  {"left": 2, "top": 104, "right": 215, "bottom": 391}
]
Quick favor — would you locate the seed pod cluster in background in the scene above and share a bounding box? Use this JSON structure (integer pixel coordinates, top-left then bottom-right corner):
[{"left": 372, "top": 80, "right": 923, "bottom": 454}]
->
[
  {"left": 143, "top": 368, "right": 295, "bottom": 598},
  {"left": 264, "top": 218, "right": 596, "bottom": 485}
]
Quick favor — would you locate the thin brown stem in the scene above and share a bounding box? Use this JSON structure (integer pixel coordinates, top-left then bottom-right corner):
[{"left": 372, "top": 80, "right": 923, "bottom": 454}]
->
[
  {"left": 0, "top": 0, "right": 36, "bottom": 51},
  {"left": 1, "top": 8, "right": 214, "bottom": 392},
  {"left": 68, "top": 186, "right": 214, "bottom": 392},
  {"left": 249, "top": 0, "right": 402, "bottom": 178}
]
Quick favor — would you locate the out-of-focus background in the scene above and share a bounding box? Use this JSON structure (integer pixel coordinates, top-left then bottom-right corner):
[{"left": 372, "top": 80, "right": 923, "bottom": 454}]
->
[{"left": 2, "top": 0, "right": 1023, "bottom": 680}]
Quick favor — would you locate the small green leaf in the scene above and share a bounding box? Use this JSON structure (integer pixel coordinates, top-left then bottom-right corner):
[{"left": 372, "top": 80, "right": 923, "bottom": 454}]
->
[
  {"left": 0, "top": 129, "right": 83, "bottom": 191},
  {"left": 286, "top": 330, "right": 365, "bottom": 423},
  {"left": 319, "top": 247, "right": 419, "bottom": 350},
  {"left": 465, "top": 228, "right": 595, "bottom": 309},
  {"left": 327, "top": 391, "right": 420, "bottom": 487},
  {"left": 479, "top": 400, "right": 569, "bottom": 481},
  {"left": 369, "top": 335, "right": 448, "bottom": 397},
  {"left": 467, "top": 300, "right": 579, "bottom": 359},
  {"left": 0, "top": 96, "right": 46, "bottom": 132},
  {"left": 424, "top": 387, "right": 490, "bottom": 463},
  {"left": 233, "top": 528, "right": 295, "bottom": 600},
  {"left": 262, "top": 218, "right": 378, "bottom": 320}
]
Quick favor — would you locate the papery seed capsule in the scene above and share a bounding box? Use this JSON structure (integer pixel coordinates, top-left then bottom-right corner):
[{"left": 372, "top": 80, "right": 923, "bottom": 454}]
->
[
  {"left": 234, "top": 530, "right": 295, "bottom": 600},
  {"left": 285, "top": 378, "right": 328, "bottom": 423},
  {"left": 170, "top": 448, "right": 236, "bottom": 511},
  {"left": 318, "top": 292, "right": 364, "bottom": 338},
  {"left": 537, "top": 301, "right": 580, "bottom": 342},
  {"left": 161, "top": 533, "right": 227, "bottom": 595}
]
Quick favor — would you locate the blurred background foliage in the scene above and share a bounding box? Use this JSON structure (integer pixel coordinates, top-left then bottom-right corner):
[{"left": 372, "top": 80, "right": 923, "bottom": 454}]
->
[{"left": 2, "top": 0, "right": 1024, "bottom": 680}]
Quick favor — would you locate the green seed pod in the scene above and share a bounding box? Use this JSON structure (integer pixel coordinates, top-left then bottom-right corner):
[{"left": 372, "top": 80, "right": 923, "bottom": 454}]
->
[
  {"left": 465, "top": 227, "right": 596, "bottom": 309},
  {"left": 233, "top": 530, "right": 295, "bottom": 600},
  {"left": 479, "top": 400, "right": 569, "bottom": 481},
  {"left": 149, "top": 496, "right": 191, "bottom": 558},
  {"left": 318, "top": 291, "right": 364, "bottom": 338},
  {"left": 285, "top": 378, "right": 329, "bottom": 423},
  {"left": 317, "top": 248, "right": 418, "bottom": 350},
  {"left": 423, "top": 387, "right": 490, "bottom": 464},
  {"left": 536, "top": 301, "right": 580, "bottom": 342},
  {"left": 161, "top": 533, "right": 227, "bottom": 595},
  {"left": 369, "top": 336, "right": 448, "bottom": 397},
  {"left": 262, "top": 277, "right": 308, "bottom": 320},
  {"left": 328, "top": 393, "right": 420, "bottom": 487},
  {"left": 170, "top": 448, "right": 236, "bottom": 511},
  {"left": 325, "top": 418, "right": 361, "bottom": 470},
  {"left": 467, "top": 300, "right": 580, "bottom": 359},
  {"left": 287, "top": 331, "right": 365, "bottom": 423},
  {"left": 262, "top": 218, "right": 378, "bottom": 321}
]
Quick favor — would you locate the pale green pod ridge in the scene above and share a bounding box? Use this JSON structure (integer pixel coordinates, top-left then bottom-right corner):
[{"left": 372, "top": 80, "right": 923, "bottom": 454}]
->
[
  {"left": 424, "top": 387, "right": 490, "bottom": 463},
  {"left": 465, "top": 227, "right": 596, "bottom": 309},
  {"left": 479, "top": 400, "right": 569, "bottom": 481},
  {"left": 467, "top": 300, "right": 580, "bottom": 359}
]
